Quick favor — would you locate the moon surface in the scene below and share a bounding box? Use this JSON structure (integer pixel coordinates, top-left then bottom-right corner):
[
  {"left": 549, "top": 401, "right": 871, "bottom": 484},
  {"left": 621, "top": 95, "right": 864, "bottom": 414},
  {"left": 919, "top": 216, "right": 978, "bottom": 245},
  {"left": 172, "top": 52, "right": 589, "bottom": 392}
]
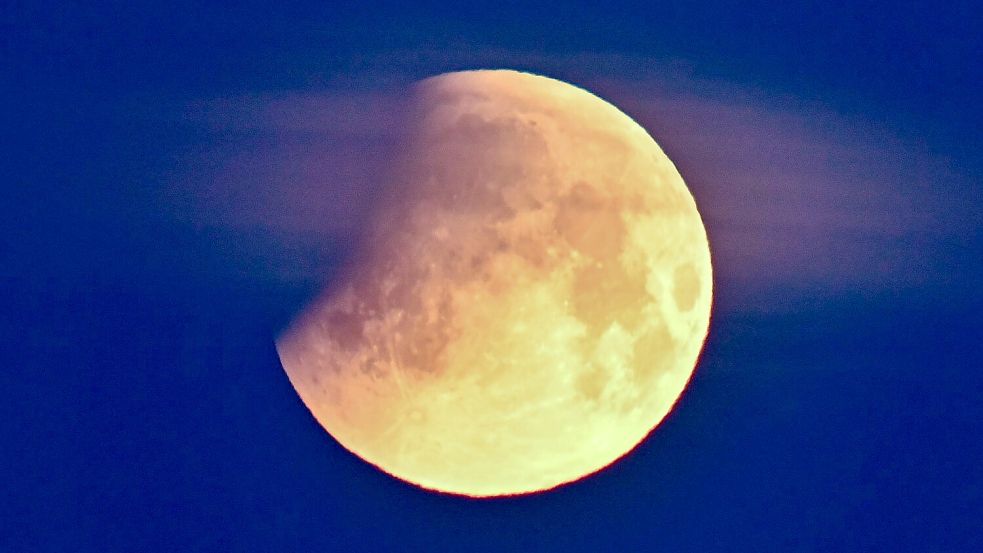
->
[{"left": 277, "top": 70, "right": 712, "bottom": 497}]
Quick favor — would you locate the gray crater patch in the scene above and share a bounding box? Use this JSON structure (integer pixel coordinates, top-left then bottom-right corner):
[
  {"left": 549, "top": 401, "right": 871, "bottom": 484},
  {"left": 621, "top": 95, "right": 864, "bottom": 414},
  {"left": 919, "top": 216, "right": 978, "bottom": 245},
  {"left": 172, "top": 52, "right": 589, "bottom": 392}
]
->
[{"left": 671, "top": 262, "right": 700, "bottom": 312}]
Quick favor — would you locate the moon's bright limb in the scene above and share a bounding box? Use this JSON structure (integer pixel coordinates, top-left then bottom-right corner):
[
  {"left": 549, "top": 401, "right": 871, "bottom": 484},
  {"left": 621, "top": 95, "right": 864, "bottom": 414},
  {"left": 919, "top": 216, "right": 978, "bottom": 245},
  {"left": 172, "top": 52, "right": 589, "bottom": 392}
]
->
[{"left": 277, "top": 70, "right": 712, "bottom": 497}]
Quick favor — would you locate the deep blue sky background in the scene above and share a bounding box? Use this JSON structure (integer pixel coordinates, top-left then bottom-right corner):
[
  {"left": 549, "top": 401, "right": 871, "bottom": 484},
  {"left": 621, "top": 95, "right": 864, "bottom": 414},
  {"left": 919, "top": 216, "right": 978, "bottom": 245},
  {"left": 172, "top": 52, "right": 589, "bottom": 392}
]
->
[{"left": 3, "top": 2, "right": 981, "bottom": 551}]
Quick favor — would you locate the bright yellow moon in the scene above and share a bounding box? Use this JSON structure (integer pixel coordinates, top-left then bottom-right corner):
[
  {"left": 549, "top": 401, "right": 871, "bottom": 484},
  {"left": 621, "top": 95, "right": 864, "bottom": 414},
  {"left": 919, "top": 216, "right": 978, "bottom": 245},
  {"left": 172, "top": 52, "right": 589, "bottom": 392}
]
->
[{"left": 277, "top": 70, "right": 712, "bottom": 497}]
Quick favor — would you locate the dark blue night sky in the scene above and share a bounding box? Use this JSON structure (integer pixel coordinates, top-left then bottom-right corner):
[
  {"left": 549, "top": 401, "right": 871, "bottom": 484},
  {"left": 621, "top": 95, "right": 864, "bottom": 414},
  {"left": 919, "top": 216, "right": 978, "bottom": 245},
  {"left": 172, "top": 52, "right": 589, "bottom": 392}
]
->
[{"left": 3, "top": 2, "right": 981, "bottom": 551}]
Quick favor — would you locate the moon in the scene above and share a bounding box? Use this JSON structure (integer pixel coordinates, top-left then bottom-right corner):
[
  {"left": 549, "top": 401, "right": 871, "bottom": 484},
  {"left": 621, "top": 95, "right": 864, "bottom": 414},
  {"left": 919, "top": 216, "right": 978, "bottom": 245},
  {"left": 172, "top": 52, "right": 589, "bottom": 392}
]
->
[{"left": 277, "top": 70, "right": 712, "bottom": 497}]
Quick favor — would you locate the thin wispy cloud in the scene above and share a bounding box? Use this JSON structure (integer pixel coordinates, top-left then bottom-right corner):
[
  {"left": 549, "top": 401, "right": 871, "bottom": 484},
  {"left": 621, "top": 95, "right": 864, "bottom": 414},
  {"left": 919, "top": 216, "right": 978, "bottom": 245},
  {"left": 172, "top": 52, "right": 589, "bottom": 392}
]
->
[{"left": 145, "top": 50, "right": 979, "bottom": 312}]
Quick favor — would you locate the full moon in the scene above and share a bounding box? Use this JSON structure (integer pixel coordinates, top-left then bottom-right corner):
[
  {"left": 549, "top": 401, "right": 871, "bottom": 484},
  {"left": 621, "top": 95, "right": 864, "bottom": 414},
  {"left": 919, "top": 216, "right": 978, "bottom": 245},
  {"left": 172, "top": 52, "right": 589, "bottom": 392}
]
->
[{"left": 277, "top": 70, "right": 712, "bottom": 497}]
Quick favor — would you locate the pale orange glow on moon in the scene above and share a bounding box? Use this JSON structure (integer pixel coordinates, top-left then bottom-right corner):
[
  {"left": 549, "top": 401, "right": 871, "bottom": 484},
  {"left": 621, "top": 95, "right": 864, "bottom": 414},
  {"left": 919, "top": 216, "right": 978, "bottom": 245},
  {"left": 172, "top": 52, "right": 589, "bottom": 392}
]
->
[{"left": 277, "top": 70, "right": 712, "bottom": 497}]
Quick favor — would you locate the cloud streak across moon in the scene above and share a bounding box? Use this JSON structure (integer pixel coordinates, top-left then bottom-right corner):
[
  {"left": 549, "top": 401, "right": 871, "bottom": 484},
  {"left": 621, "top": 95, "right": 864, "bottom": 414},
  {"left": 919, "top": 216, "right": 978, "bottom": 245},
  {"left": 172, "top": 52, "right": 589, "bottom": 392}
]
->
[{"left": 155, "top": 53, "right": 979, "bottom": 320}]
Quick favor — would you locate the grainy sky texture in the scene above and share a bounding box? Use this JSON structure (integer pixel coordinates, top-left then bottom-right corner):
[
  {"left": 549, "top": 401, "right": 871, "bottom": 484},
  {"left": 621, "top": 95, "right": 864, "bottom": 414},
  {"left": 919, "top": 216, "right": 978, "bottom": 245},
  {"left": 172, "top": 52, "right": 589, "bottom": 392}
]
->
[{"left": 3, "top": 2, "right": 981, "bottom": 551}]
